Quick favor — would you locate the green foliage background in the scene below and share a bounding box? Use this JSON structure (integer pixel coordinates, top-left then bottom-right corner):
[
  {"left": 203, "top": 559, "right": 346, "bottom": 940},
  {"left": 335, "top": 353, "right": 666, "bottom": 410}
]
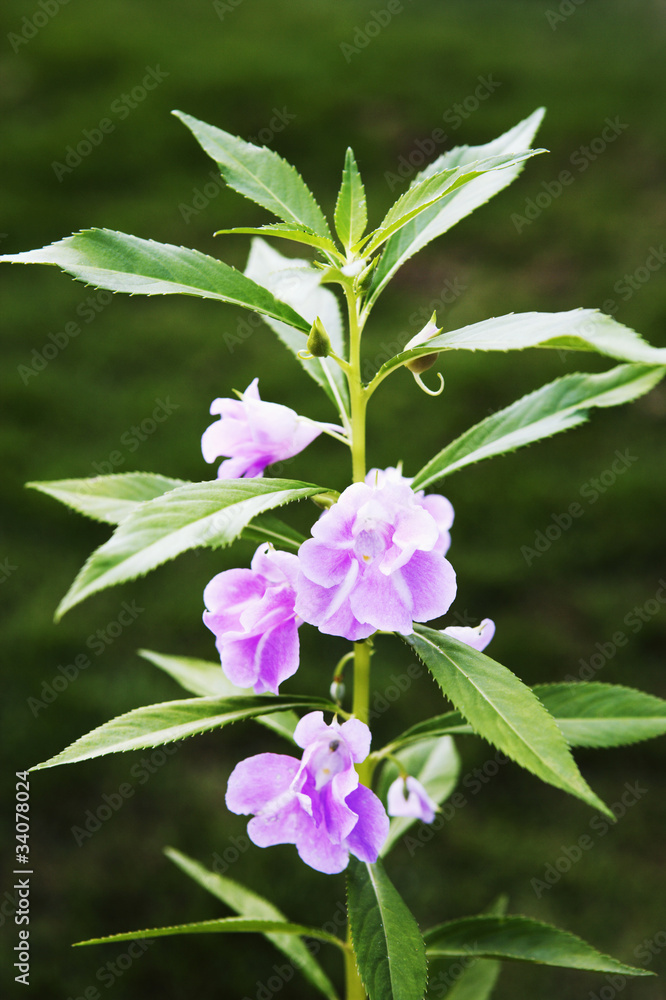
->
[{"left": 1, "top": 1, "right": 665, "bottom": 997}]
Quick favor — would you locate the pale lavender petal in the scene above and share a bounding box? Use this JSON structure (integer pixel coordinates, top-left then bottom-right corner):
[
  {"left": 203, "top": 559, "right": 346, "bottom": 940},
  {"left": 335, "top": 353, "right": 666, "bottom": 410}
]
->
[
  {"left": 387, "top": 776, "right": 437, "bottom": 823},
  {"left": 338, "top": 718, "right": 372, "bottom": 762},
  {"left": 344, "top": 785, "right": 390, "bottom": 863},
  {"left": 295, "top": 816, "right": 351, "bottom": 874},
  {"left": 298, "top": 538, "right": 352, "bottom": 586},
  {"left": 203, "top": 569, "right": 264, "bottom": 634},
  {"left": 349, "top": 568, "right": 414, "bottom": 635},
  {"left": 252, "top": 618, "right": 300, "bottom": 694},
  {"left": 293, "top": 711, "right": 330, "bottom": 749},
  {"left": 400, "top": 550, "right": 457, "bottom": 623},
  {"left": 443, "top": 618, "right": 495, "bottom": 652},
  {"left": 226, "top": 753, "right": 299, "bottom": 815},
  {"left": 218, "top": 634, "right": 262, "bottom": 688},
  {"left": 247, "top": 795, "right": 303, "bottom": 848}
]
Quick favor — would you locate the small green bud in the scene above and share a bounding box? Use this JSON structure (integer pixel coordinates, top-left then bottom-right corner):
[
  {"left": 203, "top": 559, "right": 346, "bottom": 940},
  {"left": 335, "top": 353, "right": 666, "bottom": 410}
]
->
[
  {"left": 307, "top": 317, "right": 331, "bottom": 358},
  {"left": 406, "top": 352, "right": 438, "bottom": 374}
]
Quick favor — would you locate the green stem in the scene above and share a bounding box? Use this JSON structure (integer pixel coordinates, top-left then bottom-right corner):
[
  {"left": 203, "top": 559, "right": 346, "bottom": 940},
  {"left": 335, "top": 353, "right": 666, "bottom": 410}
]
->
[{"left": 343, "top": 281, "right": 371, "bottom": 1000}]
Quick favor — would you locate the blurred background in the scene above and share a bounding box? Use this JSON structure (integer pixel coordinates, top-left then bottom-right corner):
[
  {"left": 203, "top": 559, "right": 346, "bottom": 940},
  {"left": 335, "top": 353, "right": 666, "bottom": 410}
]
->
[{"left": 1, "top": 0, "right": 665, "bottom": 997}]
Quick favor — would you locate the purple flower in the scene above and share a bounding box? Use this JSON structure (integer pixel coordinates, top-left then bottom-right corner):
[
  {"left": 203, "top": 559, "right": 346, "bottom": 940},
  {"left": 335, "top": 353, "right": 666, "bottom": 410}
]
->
[
  {"left": 203, "top": 543, "right": 301, "bottom": 694},
  {"left": 295, "top": 476, "right": 457, "bottom": 640},
  {"left": 202, "top": 378, "right": 334, "bottom": 479},
  {"left": 226, "top": 712, "right": 389, "bottom": 874},
  {"left": 387, "top": 775, "right": 438, "bottom": 824},
  {"left": 443, "top": 618, "right": 495, "bottom": 652}
]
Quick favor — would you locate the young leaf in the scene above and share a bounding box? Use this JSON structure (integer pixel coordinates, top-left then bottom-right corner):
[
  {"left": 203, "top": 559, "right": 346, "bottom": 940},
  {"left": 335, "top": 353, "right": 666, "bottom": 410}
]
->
[
  {"left": 173, "top": 110, "right": 332, "bottom": 240},
  {"left": 367, "top": 108, "right": 545, "bottom": 307},
  {"left": 371, "top": 310, "right": 666, "bottom": 389},
  {"left": 216, "top": 223, "right": 341, "bottom": 258},
  {"left": 55, "top": 477, "right": 324, "bottom": 619},
  {"left": 377, "top": 736, "right": 460, "bottom": 856},
  {"left": 334, "top": 148, "right": 368, "bottom": 250},
  {"left": 424, "top": 915, "right": 652, "bottom": 976},
  {"left": 28, "top": 473, "right": 188, "bottom": 525},
  {"left": 30, "top": 693, "right": 335, "bottom": 769},
  {"left": 411, "top": 364, "right": 664, "bottom": 488},
  {"left": 74, "top": 916, "right": 344, "bottom": 948},
  {"left": 391, "top": 681, "right": 666, "bottom": 752},
  {"left": 403, "top": 626, "right": 612, "bottom": 817},
  {"left": 363, "top": 150, "right": 544, "bottom": 257},
  {"left": 139, "top": 649, "right": 299, "bottom": 742},
  {"left": 347, "top": 857, "right": 428, "bottom": 1000},
  {"left": 165, "top": 848, "right": 340, "bottom": 1000},
  {"left": 244, "top": 239, "right": 350, "bottom": 419},
  {"left": 0, "top": 229, "right": 311, "bottom": 332}
]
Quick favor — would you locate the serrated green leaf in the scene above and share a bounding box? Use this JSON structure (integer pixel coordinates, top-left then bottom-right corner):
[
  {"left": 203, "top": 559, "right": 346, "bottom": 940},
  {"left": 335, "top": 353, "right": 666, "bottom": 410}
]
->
[
  {"left": 0, "top": 229, "right": 311, "bottom": 332},
  {"left": 216, "top": 223, "right": 341, "bottom": 258},
  {"left": 165, "top": 848, "right": 340, "bottom": 1000},
  {"left": 74, "top": 916, "right": 344, "bottom": 948},
  {"left": 412, "top": 364, "right": 664, "bottom": 488},
  {"left": 244, "top": 239, "right": 350, "bottom": 418},
  {"left": 424, "top": 915, "right": 652, "bottom": 976},
  {"left": 392, "top": 681, "right": 666, "bottom": 752},
  {"left": 431, "top": 895, "right": 508, "bottom": 1000},
  {"left": 371, "top": 310, "right": 666, "bottom": 388},
  {"left": 139, "top": 649, "right": 299, "bottom": 742},
  {"left": 30, "top": 694, "right": 335, "bottom": 769},
  {"left": 403, "top": 627, "right": 612, "bottom": 817},
  {"left": 174, "top": 110, "right": 332, "bottom": 240},
  {"left": 334, "top": 148, "right": 368, "bottom": 250},
  {"left": 363, "top": 149, "right": 544, "bottom": 258},
  {"left": 368, "top": 108, "right": 545, "bottom": 307},
  {"left": 533, "top": 682, "right": 666, "bottom": 748},
  {"left": 347, "top": 857, "right": 428, "bottom": 1000},
  {"left": 28, "top": 473, "right": 188, "bottom": 525},
  {"left": 377, "top": 736, "right": 460, "bottom": 856},
  {"left": 55, "top": 477, "right": 324, "bottom": 619}
]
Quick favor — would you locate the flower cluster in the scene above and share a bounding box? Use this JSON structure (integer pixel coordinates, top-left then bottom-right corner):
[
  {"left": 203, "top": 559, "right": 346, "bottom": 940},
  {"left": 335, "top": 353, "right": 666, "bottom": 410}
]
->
[
  {"left": 202, "top": 382, "right": 495, "bottom": 868},
  {"left": 226, "top": 712, "right": 389, "bottom": 874}
]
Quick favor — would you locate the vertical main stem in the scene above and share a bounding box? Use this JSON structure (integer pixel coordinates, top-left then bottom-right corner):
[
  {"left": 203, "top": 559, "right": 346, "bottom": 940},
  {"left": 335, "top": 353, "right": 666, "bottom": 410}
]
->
[{"left": 344, "top": 281, "right": 371, "bottom": 1000}]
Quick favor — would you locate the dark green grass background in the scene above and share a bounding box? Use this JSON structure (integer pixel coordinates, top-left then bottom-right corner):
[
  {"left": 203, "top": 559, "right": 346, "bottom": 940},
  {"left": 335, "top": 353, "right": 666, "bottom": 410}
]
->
[{"left": 1, "top": 1, "right": 665, "bottom": 997}]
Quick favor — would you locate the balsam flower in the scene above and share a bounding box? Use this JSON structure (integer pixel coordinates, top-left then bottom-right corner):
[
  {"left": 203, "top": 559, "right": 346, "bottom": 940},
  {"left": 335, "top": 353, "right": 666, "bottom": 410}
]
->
[
  {"left": 203, "top": 543, "right": 301, "bottom": 694},
  {"left": 226, "top": 712, "right": 389, "bottom": 874},
  {"left": 295, "top": 475, "right": 457, "bottom": 640},
  {"left": 387, "top": 775, "right": 438, "bottom": 824},
  {"left": 202, "top": 377, "right": 336, "bottom": 479},
  {"left": 443, "top": 618, "right": 495, "bottom": 652}
]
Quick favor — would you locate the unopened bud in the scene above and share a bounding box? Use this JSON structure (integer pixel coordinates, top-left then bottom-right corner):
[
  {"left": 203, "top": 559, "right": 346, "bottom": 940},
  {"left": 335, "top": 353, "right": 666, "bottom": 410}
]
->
[
  {"left": 330, "top": 679, "right": 346, "bottom": 703},
  {"left": 405, "top": 352, "right": 438, "bottom": 374},
  {"left": 307, "top": 317, "right": 331, "bottom": 357}
]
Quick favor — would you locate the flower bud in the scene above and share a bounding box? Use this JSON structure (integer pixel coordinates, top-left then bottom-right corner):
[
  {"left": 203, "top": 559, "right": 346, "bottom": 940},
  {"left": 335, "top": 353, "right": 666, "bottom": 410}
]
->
[
  {"left": 405, "top": 352, "right": 438, "bottom": 374},
  {"left": 306, "top": 317, "right": 331, "bottom": 358}
]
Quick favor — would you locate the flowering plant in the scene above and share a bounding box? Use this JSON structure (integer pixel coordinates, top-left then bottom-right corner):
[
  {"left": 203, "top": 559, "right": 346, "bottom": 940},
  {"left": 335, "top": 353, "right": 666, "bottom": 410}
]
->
[{"left": 4, "top": 107, "right": 666, "bottom": 999}]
